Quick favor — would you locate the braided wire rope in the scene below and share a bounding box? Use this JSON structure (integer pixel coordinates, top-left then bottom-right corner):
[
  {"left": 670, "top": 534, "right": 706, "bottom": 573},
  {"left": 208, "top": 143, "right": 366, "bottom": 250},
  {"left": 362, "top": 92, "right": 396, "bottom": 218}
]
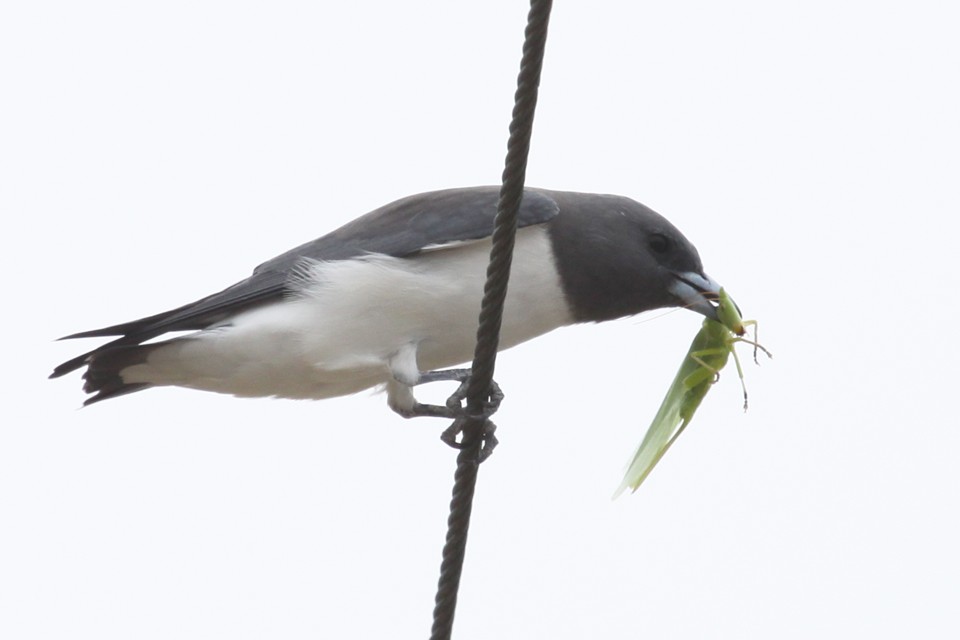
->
[{"left": 429, "top": 1, "right": 553, "bottom": 638}]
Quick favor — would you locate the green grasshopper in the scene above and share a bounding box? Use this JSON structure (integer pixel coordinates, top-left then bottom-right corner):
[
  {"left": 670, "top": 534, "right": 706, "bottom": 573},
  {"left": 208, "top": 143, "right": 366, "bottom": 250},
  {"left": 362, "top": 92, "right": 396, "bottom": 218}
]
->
[{"left": 615, "top": 288, "right": 771, "bottom": 496}]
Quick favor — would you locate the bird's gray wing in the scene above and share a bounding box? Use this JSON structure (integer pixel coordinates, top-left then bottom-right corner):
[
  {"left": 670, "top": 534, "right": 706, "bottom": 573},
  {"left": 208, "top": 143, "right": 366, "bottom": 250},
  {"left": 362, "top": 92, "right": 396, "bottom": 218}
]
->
[
  {"left": 250, "top": 186, "right": 559, "bottom": 271},
  {"left": 52, "top": 187, "right": 558, "bottom": 377}
]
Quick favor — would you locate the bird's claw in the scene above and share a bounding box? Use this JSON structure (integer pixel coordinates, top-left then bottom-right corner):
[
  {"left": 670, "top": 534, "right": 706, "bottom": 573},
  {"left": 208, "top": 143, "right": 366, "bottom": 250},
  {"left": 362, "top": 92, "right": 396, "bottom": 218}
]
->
[
  {"left": 444, "top": 375, "right": 504, "bottom": 416},
  {"left": 401, "top": 367, "right": 503, "bottom": 461},
  {"left": 405, "top": 368, "right": 503, "bottom": 420},
  {"left": 441, "top": 418, "right": 499, "bottom": 462}
]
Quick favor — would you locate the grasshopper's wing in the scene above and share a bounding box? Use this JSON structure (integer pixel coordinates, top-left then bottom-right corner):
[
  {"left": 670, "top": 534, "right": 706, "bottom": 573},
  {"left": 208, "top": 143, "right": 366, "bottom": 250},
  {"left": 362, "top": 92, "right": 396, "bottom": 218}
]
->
[
  {"left": 614, "top": 324, "right": 715, "bottom": 496},
  {"left": 614, "top": 386, "right": 686, "bottom": 496}
]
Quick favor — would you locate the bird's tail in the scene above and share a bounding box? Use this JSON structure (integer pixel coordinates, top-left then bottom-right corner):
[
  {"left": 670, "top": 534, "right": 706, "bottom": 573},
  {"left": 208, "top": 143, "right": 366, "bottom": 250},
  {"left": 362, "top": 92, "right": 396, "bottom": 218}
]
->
[{"left": 79, "top": 344, "right": 162, "bottom": 406}]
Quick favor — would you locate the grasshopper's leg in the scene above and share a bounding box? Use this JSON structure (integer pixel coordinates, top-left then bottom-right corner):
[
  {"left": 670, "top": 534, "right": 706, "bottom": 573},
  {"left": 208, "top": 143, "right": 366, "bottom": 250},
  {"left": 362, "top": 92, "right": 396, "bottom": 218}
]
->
[
  {"left": 683, "top": 347, "right": 727, "bottom": 391},
  {"left": 681, "top": 365, "right": 715, "bottom": 391},
  {"left": 687, "top": 347, "right": 728, "bottom": 385},
  {"left": 743, "top": 319, "right": 760, "bottom": 364},
  {"left": 727, "top": 343, "right": 749, "bottom": 411},
  {"left": 737, "top": 320, "right": 773, "bottom": 364},
  {"left": 725, "top": 334, "right": 772, "bottom": 411},
  {"left": 691, "top": 342, "right": 750, "bottom": 411}
]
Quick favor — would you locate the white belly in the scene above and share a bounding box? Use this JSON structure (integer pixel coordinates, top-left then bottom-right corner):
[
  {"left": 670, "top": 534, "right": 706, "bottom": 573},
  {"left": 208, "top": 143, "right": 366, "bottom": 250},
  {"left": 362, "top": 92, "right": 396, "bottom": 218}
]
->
[{"left": 120, "top": 226, "right": 574, "bottom": 401}]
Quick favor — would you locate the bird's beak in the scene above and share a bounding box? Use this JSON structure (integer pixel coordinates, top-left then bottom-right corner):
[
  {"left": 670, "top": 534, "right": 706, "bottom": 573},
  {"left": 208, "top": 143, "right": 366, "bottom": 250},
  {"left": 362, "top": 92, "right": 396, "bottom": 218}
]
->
[{"left": 668, "top": 271, "right": 722, "bottom": 321}]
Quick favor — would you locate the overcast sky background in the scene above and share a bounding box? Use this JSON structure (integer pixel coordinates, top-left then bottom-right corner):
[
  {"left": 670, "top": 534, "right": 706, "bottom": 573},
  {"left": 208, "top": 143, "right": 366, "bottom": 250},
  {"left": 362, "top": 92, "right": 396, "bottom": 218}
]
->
[{"left": 3, "top": 1, "right": 958, "bottom": 638}]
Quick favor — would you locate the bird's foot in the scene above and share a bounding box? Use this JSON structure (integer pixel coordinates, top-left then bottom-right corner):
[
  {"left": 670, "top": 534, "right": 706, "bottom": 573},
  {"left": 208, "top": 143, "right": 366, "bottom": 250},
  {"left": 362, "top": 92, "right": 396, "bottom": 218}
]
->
[
  {"left": 406, "top": 368, "right": 504, "bottom": 419},
  {"left": 441, "top": 418, "right": 499, "bottom": 463},
  {"left": 394, "top": 367, "right": 503, "bottom": 461}
]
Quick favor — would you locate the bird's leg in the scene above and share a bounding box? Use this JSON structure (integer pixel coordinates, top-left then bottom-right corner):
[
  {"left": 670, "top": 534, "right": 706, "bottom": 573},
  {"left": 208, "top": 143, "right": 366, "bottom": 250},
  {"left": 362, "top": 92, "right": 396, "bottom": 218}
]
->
[
  {"left": 395, "top": 367, "right": 504, "bottom": 422},
  {"left": 387, "top": 346, "right": 502, "bottom": 460},
  {"left": 410, "top": 369, "right": 471, "bottom": 418},
  {"left": 416, "top": 368, "right": 503, "bottom": 415},
  {"left": 409, "top": 368, "right": 503, "bottom": 461}
]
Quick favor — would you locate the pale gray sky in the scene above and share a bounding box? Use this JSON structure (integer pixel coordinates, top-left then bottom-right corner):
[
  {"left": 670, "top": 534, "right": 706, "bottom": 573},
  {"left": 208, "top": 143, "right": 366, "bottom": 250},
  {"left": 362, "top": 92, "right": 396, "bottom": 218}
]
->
[{"left": 3, "top": 1, "right": 958, "bottom": 638}]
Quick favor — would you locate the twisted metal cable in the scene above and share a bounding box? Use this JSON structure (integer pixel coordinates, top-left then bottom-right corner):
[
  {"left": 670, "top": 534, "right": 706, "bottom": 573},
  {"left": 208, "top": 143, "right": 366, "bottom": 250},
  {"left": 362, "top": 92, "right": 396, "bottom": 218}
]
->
[{"left": 429, "top": 1, "right": 553, "bottom": 638}]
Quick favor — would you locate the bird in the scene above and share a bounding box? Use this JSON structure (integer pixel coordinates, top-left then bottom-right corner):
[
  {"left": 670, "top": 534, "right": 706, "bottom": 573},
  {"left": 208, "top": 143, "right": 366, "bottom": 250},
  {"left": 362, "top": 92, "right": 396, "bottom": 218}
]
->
[{"left": 51, "top": 186, "right": 723, "bottom": 417}]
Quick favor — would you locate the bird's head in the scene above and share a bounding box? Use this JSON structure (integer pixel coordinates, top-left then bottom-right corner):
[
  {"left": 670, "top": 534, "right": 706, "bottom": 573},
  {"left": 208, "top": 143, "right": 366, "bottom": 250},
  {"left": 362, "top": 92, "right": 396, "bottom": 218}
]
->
[{"left": 544, "top": 192, "right": 723, "bottom": 323}]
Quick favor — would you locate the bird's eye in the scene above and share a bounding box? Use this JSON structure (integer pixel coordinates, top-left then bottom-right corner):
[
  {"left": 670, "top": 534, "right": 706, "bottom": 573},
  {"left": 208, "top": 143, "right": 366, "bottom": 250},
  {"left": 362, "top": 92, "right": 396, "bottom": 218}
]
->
[{"left": 649, "top": 233, "right": 672, "bottom": 254}]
